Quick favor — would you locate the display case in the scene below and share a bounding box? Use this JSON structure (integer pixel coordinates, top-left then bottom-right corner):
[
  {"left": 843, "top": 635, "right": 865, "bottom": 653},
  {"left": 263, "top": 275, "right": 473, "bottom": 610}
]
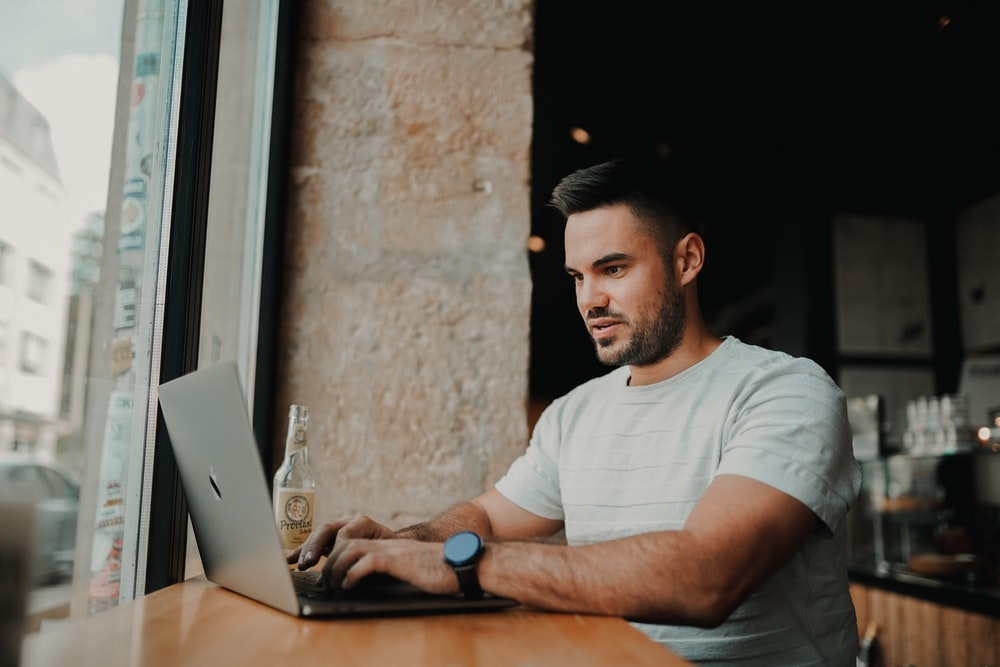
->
[{"left": 847, "top": 451, "right": 998, "bottom": 584}]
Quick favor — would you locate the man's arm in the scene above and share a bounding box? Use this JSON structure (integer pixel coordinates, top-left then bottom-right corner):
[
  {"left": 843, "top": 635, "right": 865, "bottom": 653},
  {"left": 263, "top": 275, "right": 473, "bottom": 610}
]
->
[{"left": 476, "top": 474, "right": 817, "bottom": 626}]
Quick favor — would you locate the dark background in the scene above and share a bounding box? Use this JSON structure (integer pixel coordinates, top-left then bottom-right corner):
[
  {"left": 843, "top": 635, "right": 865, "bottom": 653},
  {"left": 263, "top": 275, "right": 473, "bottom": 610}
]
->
[{"left": 528, "top": 1, "right": 1000, "bottom": 399}]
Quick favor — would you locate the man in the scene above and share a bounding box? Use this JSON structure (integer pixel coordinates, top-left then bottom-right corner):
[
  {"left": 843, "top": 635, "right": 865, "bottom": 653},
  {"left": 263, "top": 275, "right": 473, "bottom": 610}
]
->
[{"left": 293, "top": 156, "right": 862, "bottom": 665}]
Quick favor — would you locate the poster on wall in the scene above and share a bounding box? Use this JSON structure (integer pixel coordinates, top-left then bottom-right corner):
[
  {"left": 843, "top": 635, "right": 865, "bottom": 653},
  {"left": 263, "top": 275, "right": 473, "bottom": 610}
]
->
[
  {"left": 956, "top": 194, "right": 1000, "bottom": 353},
  {"left": 833, "top": 215, "right": 933, "bottom": 357}
]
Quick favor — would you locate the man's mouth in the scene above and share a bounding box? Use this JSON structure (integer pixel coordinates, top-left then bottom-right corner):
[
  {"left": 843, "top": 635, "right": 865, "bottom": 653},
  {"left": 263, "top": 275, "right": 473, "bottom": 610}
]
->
[{"left": 589, "top": 318, "right": 621, "bottom": 340}]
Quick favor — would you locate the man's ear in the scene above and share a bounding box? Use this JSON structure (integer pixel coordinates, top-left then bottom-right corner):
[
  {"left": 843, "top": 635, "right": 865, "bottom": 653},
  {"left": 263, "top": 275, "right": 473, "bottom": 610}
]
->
[{"left": 676, "top": 232, "right": 706, "bottom": 286}]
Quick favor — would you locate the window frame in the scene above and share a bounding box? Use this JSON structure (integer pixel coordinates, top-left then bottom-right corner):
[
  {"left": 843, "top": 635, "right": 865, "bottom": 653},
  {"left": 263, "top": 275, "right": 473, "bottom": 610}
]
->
[{"left": 138, "top": 0, "right": 295, "bottom": 595}]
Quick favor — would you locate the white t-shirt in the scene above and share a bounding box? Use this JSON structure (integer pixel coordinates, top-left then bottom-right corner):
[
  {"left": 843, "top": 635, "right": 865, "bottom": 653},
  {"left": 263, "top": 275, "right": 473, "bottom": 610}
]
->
[{"left": 495, "top": 337, "right": 863, "bottom": 665}]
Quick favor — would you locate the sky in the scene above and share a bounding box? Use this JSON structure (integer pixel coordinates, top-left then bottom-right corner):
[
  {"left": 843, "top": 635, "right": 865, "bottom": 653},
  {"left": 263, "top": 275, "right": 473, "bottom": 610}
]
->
[{"left": 0, "top": 0, "right": 124, "bottom": 225}]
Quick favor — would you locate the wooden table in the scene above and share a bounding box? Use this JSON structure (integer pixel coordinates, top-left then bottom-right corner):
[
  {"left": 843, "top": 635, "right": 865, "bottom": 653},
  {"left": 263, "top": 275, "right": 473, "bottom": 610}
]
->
[{"left": 21, "top": 576, "right": 689, "bottom": 666}]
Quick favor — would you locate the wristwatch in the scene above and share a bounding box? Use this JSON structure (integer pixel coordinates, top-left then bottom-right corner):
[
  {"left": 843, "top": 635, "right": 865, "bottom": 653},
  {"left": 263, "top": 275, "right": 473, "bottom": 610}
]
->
[{"left": 443, "top": 531, "right": 485, "bottom": 599}]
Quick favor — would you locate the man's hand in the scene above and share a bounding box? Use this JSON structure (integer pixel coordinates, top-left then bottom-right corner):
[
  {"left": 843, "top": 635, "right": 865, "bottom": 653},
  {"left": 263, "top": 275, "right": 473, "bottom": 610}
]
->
[
  {"left": 287, "top": 515, "right": 397, "bottom": 570},
  {"left": 322, "top": 537, "right": 458, "bottom": 595}
]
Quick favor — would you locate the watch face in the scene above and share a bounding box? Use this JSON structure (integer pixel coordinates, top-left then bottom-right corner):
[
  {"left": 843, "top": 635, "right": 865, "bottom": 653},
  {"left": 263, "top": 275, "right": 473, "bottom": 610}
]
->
[{"left": 444, "top": 531, "right": 482, "bottom": 565}]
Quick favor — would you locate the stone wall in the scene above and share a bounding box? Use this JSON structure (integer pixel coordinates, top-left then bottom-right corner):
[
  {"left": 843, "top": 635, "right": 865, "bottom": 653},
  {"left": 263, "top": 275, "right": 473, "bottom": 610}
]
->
[{"left": 275, "top": 0, "right": 535, "bottom": 527}]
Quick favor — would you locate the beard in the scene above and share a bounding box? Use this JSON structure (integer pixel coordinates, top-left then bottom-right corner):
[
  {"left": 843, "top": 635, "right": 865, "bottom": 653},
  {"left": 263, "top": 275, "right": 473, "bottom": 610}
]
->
[{"left": 589, "top": 283, "right": 686, "bottom": 368}]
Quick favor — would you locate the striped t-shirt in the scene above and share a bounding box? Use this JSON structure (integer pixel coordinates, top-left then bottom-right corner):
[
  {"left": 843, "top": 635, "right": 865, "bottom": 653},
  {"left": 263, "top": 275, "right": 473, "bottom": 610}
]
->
[{"left": 495, "top": 336, "right": 862, "bottom": 665}]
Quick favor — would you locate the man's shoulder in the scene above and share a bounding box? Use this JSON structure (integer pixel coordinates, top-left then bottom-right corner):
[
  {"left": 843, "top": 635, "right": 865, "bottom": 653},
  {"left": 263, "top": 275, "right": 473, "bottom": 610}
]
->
[
  {"left": 715, "top": 339, "right": 843, "bottom": 403},
  {"left": 722, "top": 337, "right": 828, "bottom": 375}
]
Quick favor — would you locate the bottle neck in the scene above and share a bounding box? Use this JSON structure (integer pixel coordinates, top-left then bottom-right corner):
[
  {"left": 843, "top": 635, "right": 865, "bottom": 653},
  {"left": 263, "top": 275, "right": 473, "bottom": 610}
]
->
[
  {"left": 284, "top": 440, "right": 308, "bottom": 458},
  {"left": 285, "top": 447, "right": 309, "bottom": 463},
  {"left": 284, "top": 421, "right": 307, "bottom": 456}
]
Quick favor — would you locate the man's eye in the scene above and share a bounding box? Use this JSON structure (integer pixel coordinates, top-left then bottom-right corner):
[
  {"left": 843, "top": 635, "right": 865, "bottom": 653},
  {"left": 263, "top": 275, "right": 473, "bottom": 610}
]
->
[{"left": 606, "top": 266, "right": 623, "bottom": 276}]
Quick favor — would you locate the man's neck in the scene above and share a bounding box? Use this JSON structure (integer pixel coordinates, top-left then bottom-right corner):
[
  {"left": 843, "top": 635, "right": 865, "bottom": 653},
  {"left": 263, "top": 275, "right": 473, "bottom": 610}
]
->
[{"left": 627, "top": 326, "right": 723, "bottom": 387}]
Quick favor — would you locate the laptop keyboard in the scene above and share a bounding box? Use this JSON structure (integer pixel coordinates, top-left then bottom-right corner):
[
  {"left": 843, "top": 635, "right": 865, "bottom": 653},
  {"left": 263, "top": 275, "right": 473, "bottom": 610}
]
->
[
  {"left": 291, "top": 568, "right": 427, "bottom": 600},
  {"left": 289, "top": 567, "right": 517, "bottom": 613},
  {"left": 291, "top": 569, "right": 324, "bottom": 596}
]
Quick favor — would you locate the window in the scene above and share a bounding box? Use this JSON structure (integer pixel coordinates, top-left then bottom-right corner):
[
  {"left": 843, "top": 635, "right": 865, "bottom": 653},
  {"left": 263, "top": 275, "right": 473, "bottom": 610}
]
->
[
  {"left": 0, "top": 0, "right": 285, "bottom": 620},
  {"left": 19, "top": 331, "right": 47, "bottom": 375},
  {"left": 27, "top": 259, "right": 52, "bottom": 303}
]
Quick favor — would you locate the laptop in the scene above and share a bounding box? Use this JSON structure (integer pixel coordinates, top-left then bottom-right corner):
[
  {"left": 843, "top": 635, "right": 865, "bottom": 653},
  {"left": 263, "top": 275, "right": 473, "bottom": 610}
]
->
[{"left": 157, "top": 360, "right": 517, "bottom": 617}]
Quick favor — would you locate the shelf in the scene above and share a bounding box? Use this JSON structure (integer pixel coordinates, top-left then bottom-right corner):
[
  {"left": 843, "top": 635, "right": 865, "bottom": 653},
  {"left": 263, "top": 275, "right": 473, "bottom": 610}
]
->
[{"left": 848, "top": 562, "right": 1000, "bottom": 618}]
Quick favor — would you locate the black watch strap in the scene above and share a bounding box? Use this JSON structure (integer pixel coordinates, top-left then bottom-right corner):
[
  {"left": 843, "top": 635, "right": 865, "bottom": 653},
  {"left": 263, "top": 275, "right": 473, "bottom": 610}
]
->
[{"left": 453, "top": 563, "right": 483, "bottom": 599}]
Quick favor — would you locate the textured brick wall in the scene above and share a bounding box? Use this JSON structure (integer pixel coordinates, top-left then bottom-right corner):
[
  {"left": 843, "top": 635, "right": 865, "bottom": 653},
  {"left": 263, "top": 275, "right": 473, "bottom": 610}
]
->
[{"left": 275, "top": 0, "right": 535, "bottom": 527}]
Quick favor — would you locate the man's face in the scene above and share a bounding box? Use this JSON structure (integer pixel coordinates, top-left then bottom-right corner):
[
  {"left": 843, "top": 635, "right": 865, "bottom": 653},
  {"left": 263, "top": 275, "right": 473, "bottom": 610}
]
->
[{"left": 563, "top": 204, "right": 685, "bottom": 367}]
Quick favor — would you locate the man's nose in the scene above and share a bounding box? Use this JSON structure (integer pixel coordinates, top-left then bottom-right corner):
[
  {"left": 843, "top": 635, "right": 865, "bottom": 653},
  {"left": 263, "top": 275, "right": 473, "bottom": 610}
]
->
[{"left": 578, "top": 280, "right": 609, "bottom": 314}]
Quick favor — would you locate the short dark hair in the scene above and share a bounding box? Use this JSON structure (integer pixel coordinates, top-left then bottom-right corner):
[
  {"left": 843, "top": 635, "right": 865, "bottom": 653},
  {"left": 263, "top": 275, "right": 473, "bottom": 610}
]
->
[{"left": 548, "top": 155, "right": 703, "bottom": 261}]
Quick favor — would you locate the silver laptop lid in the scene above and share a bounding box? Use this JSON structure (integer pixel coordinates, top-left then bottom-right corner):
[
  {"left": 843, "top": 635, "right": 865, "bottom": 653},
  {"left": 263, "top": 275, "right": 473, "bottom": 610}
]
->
[{"left": 158, "top": 361, "right": 301, "bottom": 615}]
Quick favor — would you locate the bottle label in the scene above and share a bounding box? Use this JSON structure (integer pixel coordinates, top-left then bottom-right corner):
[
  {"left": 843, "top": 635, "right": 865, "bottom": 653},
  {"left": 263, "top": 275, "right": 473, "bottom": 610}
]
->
[{"left": 274, "top": 488, "right": 314, "bottom": 550}]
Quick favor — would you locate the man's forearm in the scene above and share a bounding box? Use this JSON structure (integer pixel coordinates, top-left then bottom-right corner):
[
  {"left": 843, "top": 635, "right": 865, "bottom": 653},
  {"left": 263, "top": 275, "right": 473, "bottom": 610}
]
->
[
  {"left": 477, "top": 533, "right": 702, "bottom": 623},
  {"left": 394, "top": 500, "right": 493, "bottom": 541}
]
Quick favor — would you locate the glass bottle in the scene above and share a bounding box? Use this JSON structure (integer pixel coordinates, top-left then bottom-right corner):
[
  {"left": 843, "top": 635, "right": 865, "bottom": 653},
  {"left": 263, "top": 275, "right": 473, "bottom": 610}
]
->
[{"left": 273, "top": 404, "right": 316, "bottom": 554}]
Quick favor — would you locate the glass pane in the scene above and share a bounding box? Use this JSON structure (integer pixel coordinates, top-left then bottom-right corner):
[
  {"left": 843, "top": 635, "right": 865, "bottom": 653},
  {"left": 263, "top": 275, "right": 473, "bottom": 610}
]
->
[
  {"left": 0, "top": 0, "right": 199, "bottom": 621},
  {"left": 0, "top": 0, "right": 127, "bottom": 622},
  {"left": 1, "top": 0, "right": 278, "bottom": 627}
]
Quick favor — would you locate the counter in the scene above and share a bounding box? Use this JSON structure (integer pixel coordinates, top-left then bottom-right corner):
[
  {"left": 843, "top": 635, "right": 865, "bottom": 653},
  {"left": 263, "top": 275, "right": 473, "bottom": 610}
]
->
[
  {"left": 848, "top": 562, "right": 1000, "bottom": 618},
  {"left": 19, "top": 575, "right": 689, "bottom": 666}
]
